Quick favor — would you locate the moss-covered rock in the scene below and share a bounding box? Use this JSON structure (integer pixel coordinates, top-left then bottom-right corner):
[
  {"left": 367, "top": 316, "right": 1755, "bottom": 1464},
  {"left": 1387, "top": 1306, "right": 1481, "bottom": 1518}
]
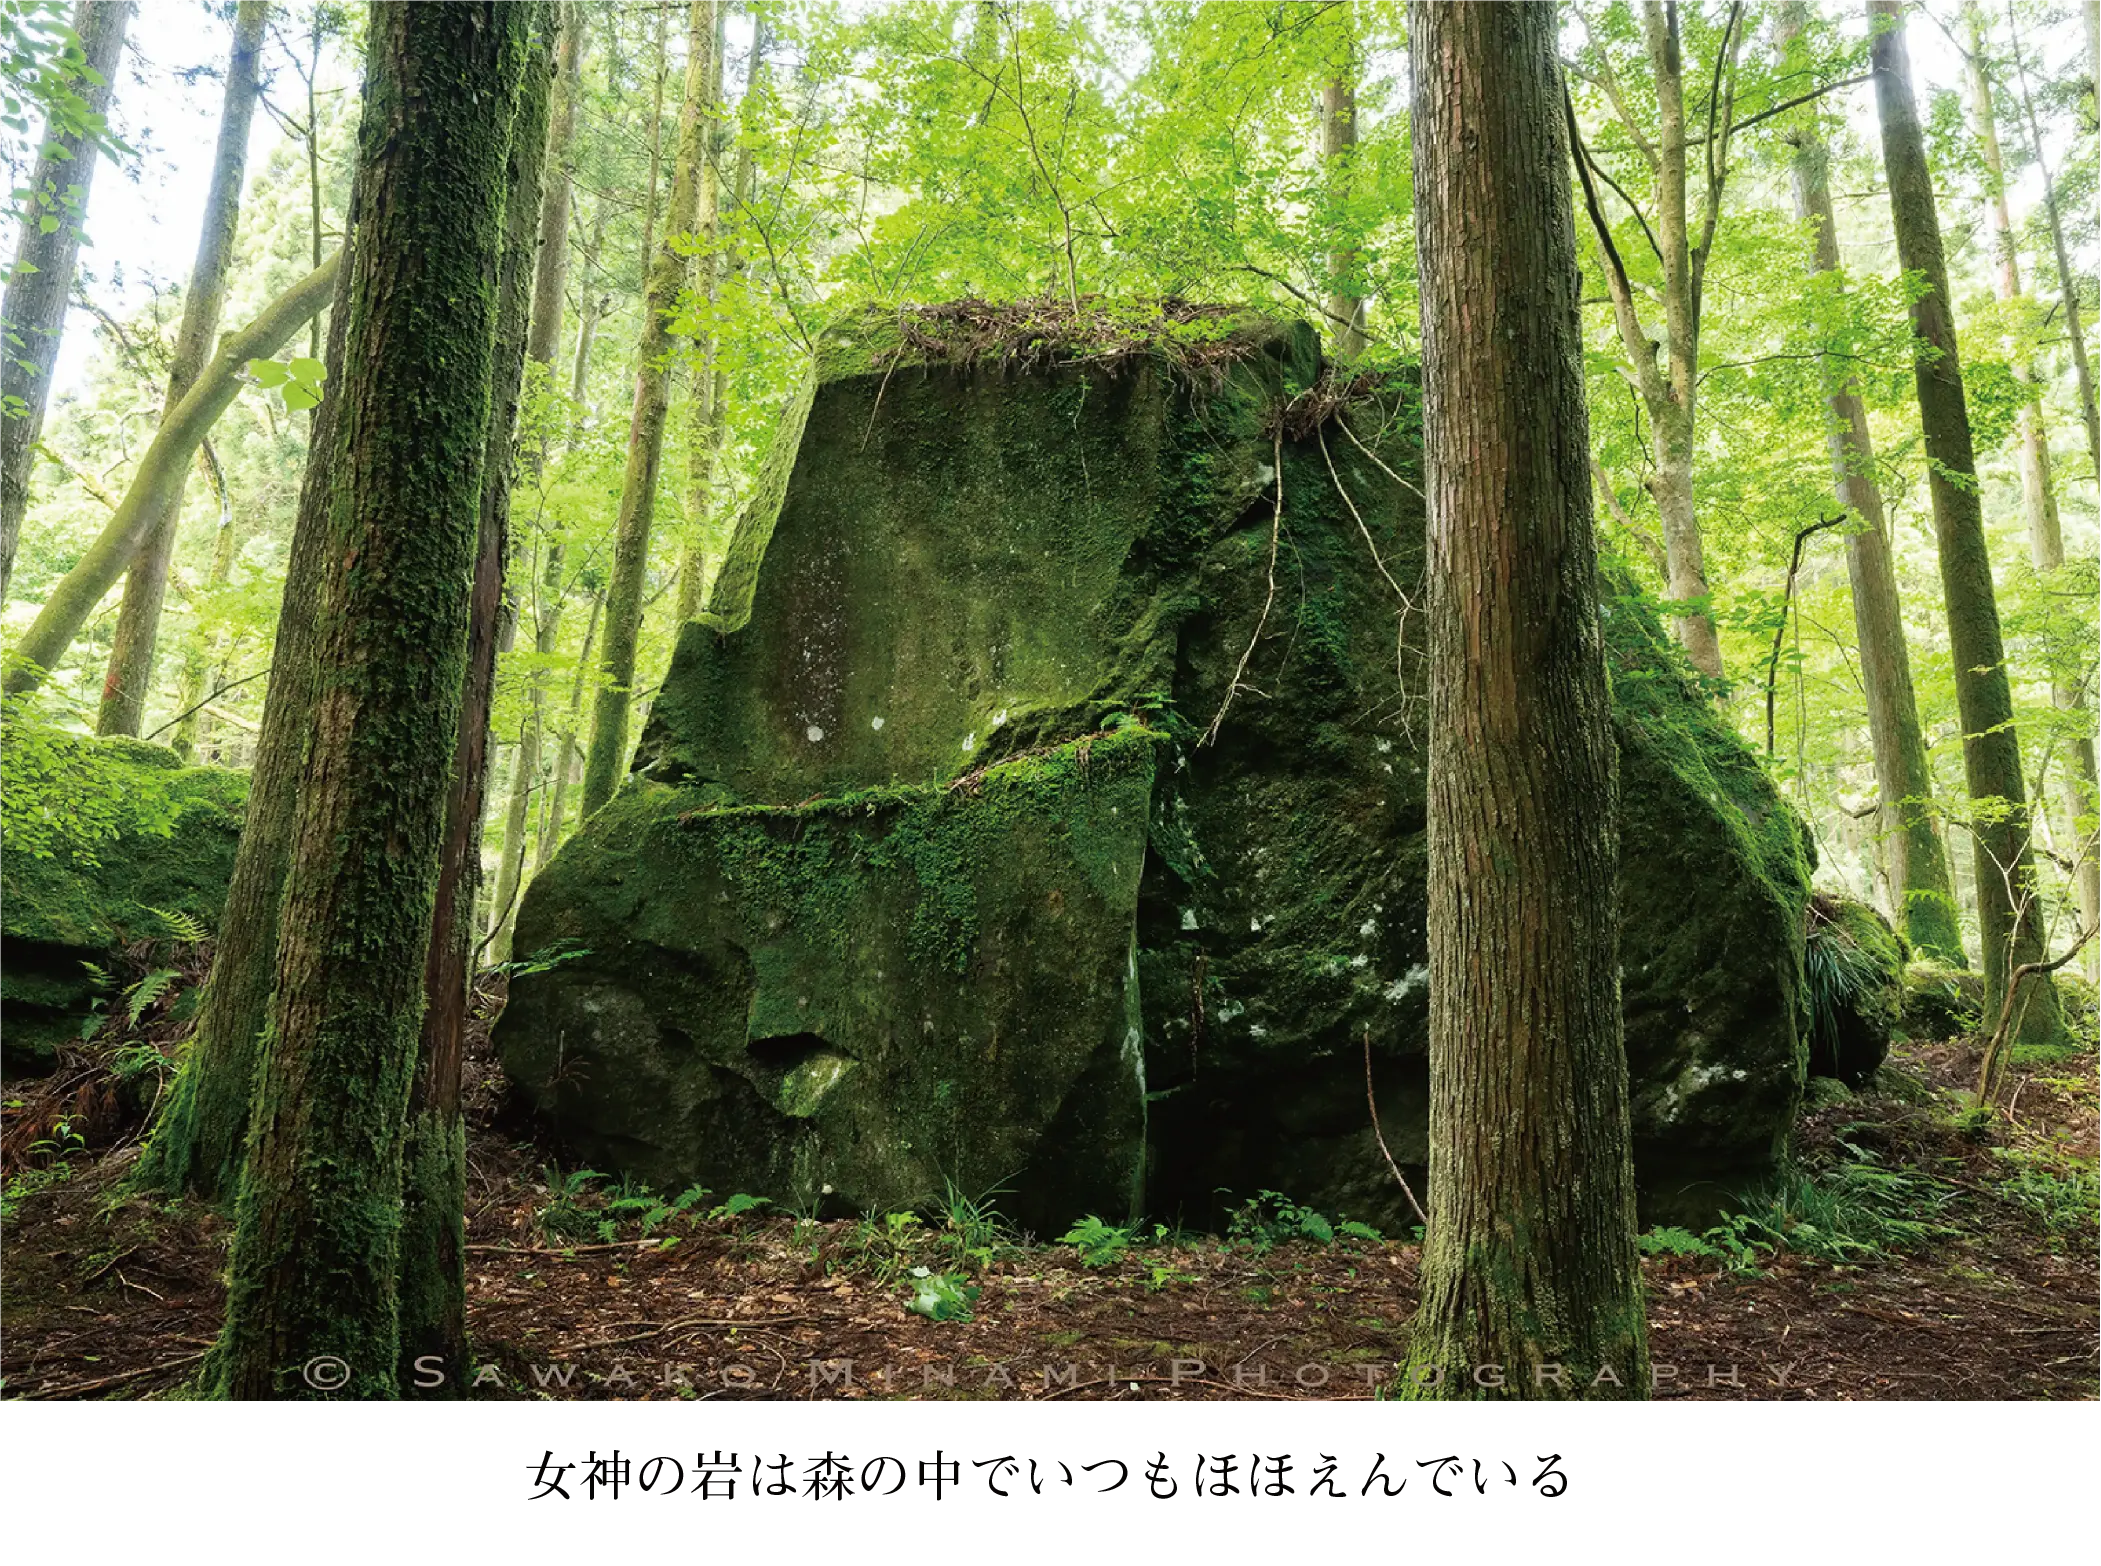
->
[
  {"left": 500, "top": 305, "right": 1811, "bottom": 1231},
  {"left": 500, "top": 728, "right": 1156, "bottom": 1231},
  {"left": 1900, "top": 962, "right": 1985, "bottom": 1041},
  {"left": 1803, "top": 893, "right": 1906, "bottom": 1086},
  {"left": 1, "top": 733, "right": 246, "bottom": 1073}
]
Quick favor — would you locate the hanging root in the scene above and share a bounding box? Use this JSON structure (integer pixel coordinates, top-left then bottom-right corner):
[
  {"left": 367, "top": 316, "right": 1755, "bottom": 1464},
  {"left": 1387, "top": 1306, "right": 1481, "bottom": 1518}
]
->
[
  {"left": 1201, "top": 431, "right": 1285, "bottom": 748},
  {"left": 1365, "top": 1024, "right": 1428, "bottom": 1228},
  {"left": 1319, "top": 422, "right": 1425, "bottom": 747}
]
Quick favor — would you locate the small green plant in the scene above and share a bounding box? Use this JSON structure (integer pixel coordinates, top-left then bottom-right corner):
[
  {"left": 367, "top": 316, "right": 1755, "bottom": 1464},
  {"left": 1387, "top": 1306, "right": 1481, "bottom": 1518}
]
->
[
  {"left": 123, "top": 968, "right": 182, "bottom": 1027},
  {"left": 1223, "top": 1189, "right": 1345, "bottom": 1251},
  {"left": 904, "top": 1267, "right": 980, "bottom": 1321},
  {"left": 489, "top": 939, "right": 592, "bottom": 980},
  {"left": 1058, "top": 1214, "right": 1133, "bottom": 1267},
  {"left": 590, "top": 1178, "right": 713, "bottom": 1243},
  {"left": 935, "top": 1175, "right": 1014, "bottom": 1271},
  {"left": 534, "top": 1165, "right": 607, "bottom": 1241},
  {"left": 1993, "top": 1153, "right": 2098, "bottom": 1243},
  {"left": 1706, "top": 1149, "right": 1953, "bottom": 1270},
  {"left": 1638, "top": 1225, "right": 1722, "bottom": 1259}
]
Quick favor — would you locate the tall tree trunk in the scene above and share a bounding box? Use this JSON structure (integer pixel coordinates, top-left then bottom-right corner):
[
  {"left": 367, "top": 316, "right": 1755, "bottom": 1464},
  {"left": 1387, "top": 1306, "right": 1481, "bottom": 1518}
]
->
[
  {"left": 96, "top": 1, "right": 271, "bottom": 737},
  {"left": 1, "top": 253, "right": 341, "bottom": 698},
  {"left": 2004, "top": 10, "right": 2098, "bottom": 479},
  {"left": 1871, "top": 0, "right": 2061, "bottom": 1046},
  {"left": 673, "top": 0, "right": 728, "bottom": 628},
  {"left": 169, "top": 439, "right": 237, "bottom": 763},
  {"left": 1404, "top": 0, "right": 1648, "bottom": 1400},
  {"left": 2088, "top": 2, "right": 2100, "bottom": 138},
  {"left": 1780, "top": 6, "right": 1964, "bottom": 964},
  {"left": 1571, "top": 2, "right": 1736, "bottom": 681},
  {"left": 135, "top": 254, "right": 359, "bottom": 1203},
  {"left": 1965, "top": 4, "right": 2099, "bottom": 953},
  {"left": 1321, "top": 1, "right": 1366, "bottom": 363},
  {"left": 214, "top": 0, "right": 535, "bottom": 1401},
  {"left": 488, "top": 4, "right": 586, "bottom": 965},
  {"left": 0, "top": 0, "right": 129, "bottom": 609},
  {"left": 1965, "top": 5, "right": 2060, "bottom": 563},
  {"left": 400, "top": 13, "right": 552, "bottom": 1394},
  {"left": 539, "top": 587, "right": 601, "bottom": 869},
  {"left": 579, "top": 1, "right": 716, "bottom": 820}
]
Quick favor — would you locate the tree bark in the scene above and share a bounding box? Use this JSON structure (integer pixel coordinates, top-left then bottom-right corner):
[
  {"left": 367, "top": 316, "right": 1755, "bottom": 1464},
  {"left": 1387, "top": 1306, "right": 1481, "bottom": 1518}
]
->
[
  {"left": 673, "top": 0, "right": 728, "bottom": 628},
  {"left": 1404, "top": 0, "right": 1648, "bottom": 1401},
  {"left": 0, "top": 0, "right": 130, "bottom": 609},
  {"left": 1780, "top": 5, "right": 1964, "bottom": 964},
  {"left": 1571, "top": 2, "right": 1733, "bottom": 680},
  {"left": 1964, "top": 4, "right": 2099, "bottom": 955},
  {"left": 134, "top": 258, "right": 359, "bottom": 1205},
  {"left": 400, "top": 10, "right": 552, "bottom": 1394},
  {"left": 214, "top": 0, "right": 535, "bottom": 1400},
  {"left": 1870, "top": 0, "right": 2061, "bottom": 1045},
  {"left": 489, "top": 5, "right": 585, "bottom": 965},
  {"left": 169, "top": 438, "right": 237, "bottom": 763},
  {"left": 1965, "top": 6, "right": 2060, "bottom": 565},
  {"left": 1322, "top": 1, "right": 1366, "bottom": 363},
  {"left": 2, "top": 252, "right": 341, "bottom": 698},
  {"left": 579, "top": 0, "right": 716, "bottom": 820},
  {"left": 539, "top": 587, "right": 601, "bottom": 870},
  {"left": 96, "top": 0, "right": 271, "bottom": 737}
]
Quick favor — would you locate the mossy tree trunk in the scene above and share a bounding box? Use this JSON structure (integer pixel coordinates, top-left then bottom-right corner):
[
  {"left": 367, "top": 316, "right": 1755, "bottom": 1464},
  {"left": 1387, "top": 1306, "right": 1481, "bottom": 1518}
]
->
[
  {"left": 1, "top": 252, "right": 341, "bottom": 698},
  {"left": 0, "top": 0, "right": 129, "bottom": 610},
  {"left": 95, "top": 1, "right": 270, "bottom": 738},
  {"left": 1870, "top": 0, "right": 2062, "bottom": 1046},
  {"left": 400, "top": 11, "right": 553, "bottom": 1395},
  {"left": 1320, "top": 1, "right": 1365, "bottom": 363},
  {"left": 1779, "top": 5, "right": 1964, "bottom": 964},
  {"left": 214, "top": 0, "right": 536, "bottom": 1400},
  {"left": 489, "top": 3, "right": 586, "bottom": 964},
  {"left": 133, "top": 249, "right": 358, "bottom": 1203},
  {"left": 1404, "top": 0, "right": 1649, "bottom": 1401},
  {"left": 579, "top": 0, "right": 716, "bottom": 821}
]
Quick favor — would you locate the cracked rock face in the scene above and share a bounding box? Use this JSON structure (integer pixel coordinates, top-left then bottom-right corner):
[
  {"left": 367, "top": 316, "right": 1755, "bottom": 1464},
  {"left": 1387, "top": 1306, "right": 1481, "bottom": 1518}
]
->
[{"left": 497, "top": 308, "right": 1812, "bottom": 1232}]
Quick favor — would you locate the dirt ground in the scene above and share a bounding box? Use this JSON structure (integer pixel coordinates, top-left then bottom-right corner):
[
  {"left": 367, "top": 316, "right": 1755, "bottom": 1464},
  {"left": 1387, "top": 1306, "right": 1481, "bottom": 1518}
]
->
[{"left": 4, "top": 1006, "right": 2094, "bottom": 1402}]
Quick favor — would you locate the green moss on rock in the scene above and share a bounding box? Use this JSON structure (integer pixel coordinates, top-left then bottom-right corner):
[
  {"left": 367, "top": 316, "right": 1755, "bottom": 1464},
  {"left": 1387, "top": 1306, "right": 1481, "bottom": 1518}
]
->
[
  {"left": 1804, "top": 892, "right": 1905, "bottom": 1086},
  {"left": 2, "top": 733, "right": 245, "bottom": 1073},
  {"left": 502, "top": 310, "right": 1813, "bottom": 1232},
  {"left": 500, "top": 727, "right": 1158, "bottom": 1231}
]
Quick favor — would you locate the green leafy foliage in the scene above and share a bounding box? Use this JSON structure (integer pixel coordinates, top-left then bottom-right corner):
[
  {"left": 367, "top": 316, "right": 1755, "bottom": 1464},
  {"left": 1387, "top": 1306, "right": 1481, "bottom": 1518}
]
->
[
  {"left": 903, "top": 1266, "right": 980, "bottom": 1322},
  {"left": 1057, "top": 1214, "right": 1132, "bottom": 1268}
]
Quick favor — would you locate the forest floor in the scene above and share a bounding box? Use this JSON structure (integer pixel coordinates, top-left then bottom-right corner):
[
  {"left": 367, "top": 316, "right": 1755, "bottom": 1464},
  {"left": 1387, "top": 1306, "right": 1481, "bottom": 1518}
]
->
[{"left": 3, "top": 999, "right": 2095, "bottom": 1402}]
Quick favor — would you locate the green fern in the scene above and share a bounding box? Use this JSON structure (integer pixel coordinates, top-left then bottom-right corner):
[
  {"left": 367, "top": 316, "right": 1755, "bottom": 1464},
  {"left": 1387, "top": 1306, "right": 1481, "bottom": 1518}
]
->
[
  {"left": 146, "top": 906, "right": 208, "bottom": 945},
  {"left": 124, "top": 969, "right": 182, "bottom": 1026}
]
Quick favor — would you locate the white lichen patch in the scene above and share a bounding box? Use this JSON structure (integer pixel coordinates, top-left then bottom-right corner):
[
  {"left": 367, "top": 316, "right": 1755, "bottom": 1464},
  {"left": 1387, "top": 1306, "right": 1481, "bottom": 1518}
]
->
[
  {"left": 1358, "top": 917, "right": 1378, "bottom": 938},
  {"left": 1180, "top": 908, "right": 1199, "bottom": 931},
  {"left": 1383, "top": 963, "right": 1430, "bottom": 1003}
]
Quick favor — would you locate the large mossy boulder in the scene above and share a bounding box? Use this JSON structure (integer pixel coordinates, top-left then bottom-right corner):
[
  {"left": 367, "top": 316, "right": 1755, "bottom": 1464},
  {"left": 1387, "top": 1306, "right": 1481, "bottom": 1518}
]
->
[
  {"left": 498, "top": 303, "right": 1812, "bottom": 1232},
  {"left": 1, "top": 733, "right": 246, "bottom": 1073}
]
